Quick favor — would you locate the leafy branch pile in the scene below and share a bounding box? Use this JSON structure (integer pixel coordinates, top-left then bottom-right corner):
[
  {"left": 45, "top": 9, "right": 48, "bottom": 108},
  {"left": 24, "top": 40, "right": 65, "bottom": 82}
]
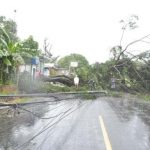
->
[{"left": 90, "top": 15, "right": 150, "bottom": 92}]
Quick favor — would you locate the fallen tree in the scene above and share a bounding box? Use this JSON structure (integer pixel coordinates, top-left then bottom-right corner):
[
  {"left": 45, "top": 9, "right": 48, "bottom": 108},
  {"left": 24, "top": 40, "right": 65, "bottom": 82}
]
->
[{"left": 39, "top": 75, "right": 74, "bottom": 87}]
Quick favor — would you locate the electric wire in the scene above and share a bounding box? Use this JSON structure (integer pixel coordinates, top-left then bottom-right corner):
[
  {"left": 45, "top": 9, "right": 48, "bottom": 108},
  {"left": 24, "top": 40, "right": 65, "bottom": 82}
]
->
[
  {"left": 14, "top": 101, "right": 86, "bottom": 150},
  {"left": 36, "top": 100, "right": 79, "bottom": 150}
]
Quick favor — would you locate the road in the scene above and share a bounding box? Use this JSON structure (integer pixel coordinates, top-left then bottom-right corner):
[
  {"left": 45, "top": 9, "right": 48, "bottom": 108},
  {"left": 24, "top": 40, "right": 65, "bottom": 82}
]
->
[{"left": 0, "top": 95, "right": 150, "bottom": 150}]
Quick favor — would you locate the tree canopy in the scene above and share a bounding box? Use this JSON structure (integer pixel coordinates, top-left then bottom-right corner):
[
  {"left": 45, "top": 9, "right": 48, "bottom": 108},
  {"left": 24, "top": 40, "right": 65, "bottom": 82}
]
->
[
  {"left": 58, "top": 53, "right": 89, "bottom": 68},
  {"left": 58, "top": 53, "right": 90, "bottom": 82},
  {"left": 0, "top": 16, "right": 18, "bottom": 42}
]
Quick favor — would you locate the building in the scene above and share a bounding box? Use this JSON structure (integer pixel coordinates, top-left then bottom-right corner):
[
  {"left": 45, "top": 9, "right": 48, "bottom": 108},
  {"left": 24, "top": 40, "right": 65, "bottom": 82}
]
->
[
  {"left": 44, "top": 63, "right": 69, "bottom": 76},
  {"left": 19, "top": 56, "right": 49, "bottom": 79},
  {"left": 19, "top": 56, "right": 70, "bottom": 79}
]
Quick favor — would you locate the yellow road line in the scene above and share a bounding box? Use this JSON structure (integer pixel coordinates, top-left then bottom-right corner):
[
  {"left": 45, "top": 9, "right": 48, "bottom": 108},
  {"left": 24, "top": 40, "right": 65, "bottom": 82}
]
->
[{"left": 99, "top": 116, "right": 112, "bottom": 150}]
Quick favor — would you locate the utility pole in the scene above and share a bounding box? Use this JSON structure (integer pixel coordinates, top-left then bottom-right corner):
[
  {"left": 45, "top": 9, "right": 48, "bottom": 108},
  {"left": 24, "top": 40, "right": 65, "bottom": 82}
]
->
[{"left": 13, "top": 9, "right": 17, "bottom": 35}]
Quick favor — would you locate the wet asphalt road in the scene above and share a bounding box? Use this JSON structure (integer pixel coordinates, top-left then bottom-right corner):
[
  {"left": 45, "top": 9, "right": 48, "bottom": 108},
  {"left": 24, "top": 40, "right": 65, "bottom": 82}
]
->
[{"left": 0, "top": 95, "right": 150, "bottom": 150}]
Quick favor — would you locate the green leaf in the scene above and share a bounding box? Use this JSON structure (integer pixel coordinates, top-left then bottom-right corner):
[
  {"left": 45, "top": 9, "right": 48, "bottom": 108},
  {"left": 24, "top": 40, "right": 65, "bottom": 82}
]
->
[
  {"left": 12, "top": 53, "right": 25, "bottom": 64},
  {"left": 0, "top": 38, "right": 9, "bottom": 49},
  {"left": 0, "top": 50, "right": 4, "bottom": 57},
  {"left": 0, "top": 49, "right": 9, "bottom": 57},
  {"left": 3, "top": 58, "right": 11, "bottom": 66},
  {"left": 0, "top": 26, "right": 10, "bottom": 44}
]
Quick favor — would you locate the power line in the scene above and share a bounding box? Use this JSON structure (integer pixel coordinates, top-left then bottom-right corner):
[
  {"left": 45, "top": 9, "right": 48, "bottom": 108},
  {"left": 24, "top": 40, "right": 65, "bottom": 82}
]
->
[{"left": 14, "top": 101, "right": 86, "bottom": 150}]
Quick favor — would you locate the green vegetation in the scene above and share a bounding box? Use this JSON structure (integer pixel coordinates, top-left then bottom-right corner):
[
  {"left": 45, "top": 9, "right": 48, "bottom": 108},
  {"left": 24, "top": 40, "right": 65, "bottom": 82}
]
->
[
  {"left": 0, "top": 15, "right": 149, "bottom": 101},
  {"left": 14, "top": 97, "right": 30, "bottom": 103},
  {"left": 0, "top": 16, "right": 18, "bottom": 42},
  {"left": 42, "top": 83, "right": 88, "bottom": 93},
  {"left": 80, "top": 93, "right": 97, "bottom": 100},
  {"left": 137, "top": 93, "right": 150, "bottom": 101},
  {"left": 108, "top": 91, "right": 124, "bottom": 98},
  {"left": 0, "top": 16, "right": 40, "bottom": 85},
  {"left": 0, "top": 84, "right": 17, "bottom": 94},
  {"left": 88, "top": 15, "right": 150, "bottom": 93},
  {"left": 58, "top": 53, "right": 90, "bottom": 82}
]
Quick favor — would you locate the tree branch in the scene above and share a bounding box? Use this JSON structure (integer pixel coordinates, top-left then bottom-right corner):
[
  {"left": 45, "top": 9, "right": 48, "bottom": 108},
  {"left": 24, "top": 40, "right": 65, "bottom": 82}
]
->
[{"left": 116, "top": 34, "right": 150, "bottom": 62}]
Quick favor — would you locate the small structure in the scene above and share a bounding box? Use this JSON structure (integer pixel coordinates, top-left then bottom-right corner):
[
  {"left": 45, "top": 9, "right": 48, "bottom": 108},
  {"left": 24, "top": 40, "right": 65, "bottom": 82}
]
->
[
  {"left": 44, "top": 63, "right": 70, "bottom": 77},
  {"left": 111, "top": 77, "right": 116, "bottom": 89},
  {"left": 69, "top": 61, "right": 78, "bottom": 75},
  {"left": 19, "top": 56, "right": 49, "bottom": 79}
]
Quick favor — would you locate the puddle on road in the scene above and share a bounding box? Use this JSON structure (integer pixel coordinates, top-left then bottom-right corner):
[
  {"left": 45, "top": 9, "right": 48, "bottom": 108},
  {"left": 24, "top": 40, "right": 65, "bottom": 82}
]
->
[
  {"left": 0, "top": 98, "right": 82, "bottom": 150},
  {"left": 0, "top": 102, "right": 49, "bottom": 150}
]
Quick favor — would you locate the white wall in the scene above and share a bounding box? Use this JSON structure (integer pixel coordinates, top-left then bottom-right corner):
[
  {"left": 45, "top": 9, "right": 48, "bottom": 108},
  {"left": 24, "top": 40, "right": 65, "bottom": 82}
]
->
[{"left": 19, "top": 65, "right": 31, "bottom": 73}]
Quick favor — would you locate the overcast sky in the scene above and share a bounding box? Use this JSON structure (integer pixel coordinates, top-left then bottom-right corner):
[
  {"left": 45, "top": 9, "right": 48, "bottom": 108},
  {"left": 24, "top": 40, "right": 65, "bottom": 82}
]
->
[{"left": 0, "top": 0, "right": 150, "bottom": 64}]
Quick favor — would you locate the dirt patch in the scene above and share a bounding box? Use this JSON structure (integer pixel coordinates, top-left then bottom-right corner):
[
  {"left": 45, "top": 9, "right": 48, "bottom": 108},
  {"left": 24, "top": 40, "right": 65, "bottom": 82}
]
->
[{"left": 0, "top": 85, "right": 17, "bottom": 94}]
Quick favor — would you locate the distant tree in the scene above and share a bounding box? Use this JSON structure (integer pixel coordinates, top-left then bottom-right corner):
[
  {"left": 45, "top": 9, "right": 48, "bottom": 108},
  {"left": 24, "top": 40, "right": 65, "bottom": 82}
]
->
[
  {"left": 58, "top": 53, "right": 90, "bottom": 82},
  {"left": 0, "top": 16, "right": 18, "bottom": 42},
  {"left": 110, "top": 15, "right": 139, "bottom": 61},
  {"left": 42, "top": 38, "right": 58, "bottom": 63},
  {"left": 90, "top": 61, "right": 116, "bottom": 89},
  {"left": 22, "top": 35, "right": 40, "bottom": 56},
  {"left": 58, "top": 53, "right": 89, "bottom": 68},
  {"left": 119, "top": 15, "right": 139, "bottom": 46}
]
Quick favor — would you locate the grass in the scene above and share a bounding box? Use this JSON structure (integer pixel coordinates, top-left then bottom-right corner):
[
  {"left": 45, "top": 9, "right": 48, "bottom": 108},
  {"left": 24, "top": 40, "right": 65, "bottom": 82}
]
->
[
  {"left": 108, "top": 90, "right": 150, "bottom": 102},
  {"left": 14, "top": 97, "right": 31, "bottom": 103},
  {"left": 81, "top": 93, "right": 97, "bottom": 100},
  {"left": 137, "top": 93, "right": 150, "bottom": 101},
  {"left": 107, "top": 90, "right": 124, "bottom": 97},
  {"left": 44, "top": 83, "right": 88, "bottom": 93},
  {"left": 0, "top": 84, "right": 18, "bottom": 95}
]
